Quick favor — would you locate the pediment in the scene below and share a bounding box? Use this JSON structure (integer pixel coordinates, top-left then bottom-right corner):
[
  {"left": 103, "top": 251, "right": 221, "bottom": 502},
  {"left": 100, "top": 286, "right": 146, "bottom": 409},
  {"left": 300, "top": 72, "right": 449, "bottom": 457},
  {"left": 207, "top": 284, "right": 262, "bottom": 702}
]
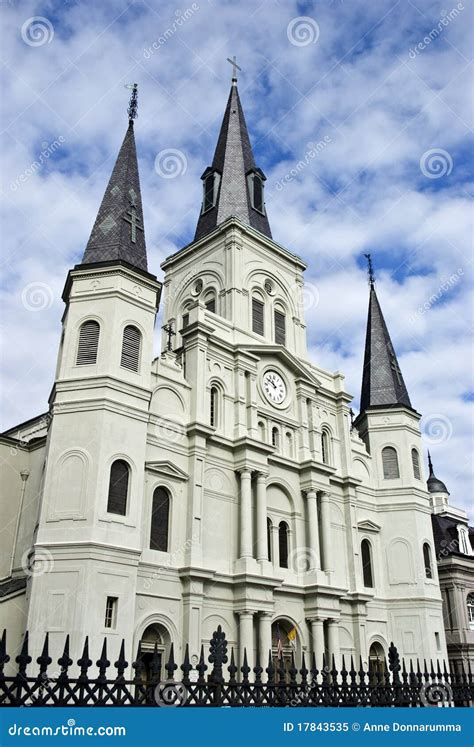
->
[
  {"left": 357, "top": 520, "right": 381, "bottom": 533},
  {"left": 241, "top": 345, "right": 321, "bottom": 387},
  {"left": 145, "top": 461, "right": 188, "bottom": 481}
]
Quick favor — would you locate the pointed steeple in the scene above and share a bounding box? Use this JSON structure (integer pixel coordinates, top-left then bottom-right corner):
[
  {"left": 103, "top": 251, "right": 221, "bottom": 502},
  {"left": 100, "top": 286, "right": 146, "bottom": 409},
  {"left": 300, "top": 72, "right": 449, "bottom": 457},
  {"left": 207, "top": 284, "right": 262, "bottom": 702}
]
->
[
  {"left": 80, "top": 119, "right": 148, "bottom": 272},
  {"left": 427, "top": 452, "right": 449, "bottom": 494},
  {"left": 194, "top": 75, "right": 272, "bottom": 241},
  {"left": 359, "top": 268, "right": 412, "bottom": 414}
]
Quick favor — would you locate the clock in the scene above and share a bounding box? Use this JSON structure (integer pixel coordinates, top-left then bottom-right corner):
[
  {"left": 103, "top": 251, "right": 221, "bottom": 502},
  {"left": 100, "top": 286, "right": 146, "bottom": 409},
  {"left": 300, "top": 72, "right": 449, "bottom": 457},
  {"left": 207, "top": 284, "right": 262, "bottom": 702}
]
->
[{"left": 262, "top": 370, "right": 286, "bottom": 404}]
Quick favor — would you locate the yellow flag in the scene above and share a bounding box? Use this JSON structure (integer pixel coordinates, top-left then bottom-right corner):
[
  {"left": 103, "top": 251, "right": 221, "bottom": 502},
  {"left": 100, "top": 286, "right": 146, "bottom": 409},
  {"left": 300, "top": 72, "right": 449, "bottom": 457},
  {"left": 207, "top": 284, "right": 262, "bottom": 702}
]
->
[{"left": 288, "top": 627, "right": 297, "bottom": 647}]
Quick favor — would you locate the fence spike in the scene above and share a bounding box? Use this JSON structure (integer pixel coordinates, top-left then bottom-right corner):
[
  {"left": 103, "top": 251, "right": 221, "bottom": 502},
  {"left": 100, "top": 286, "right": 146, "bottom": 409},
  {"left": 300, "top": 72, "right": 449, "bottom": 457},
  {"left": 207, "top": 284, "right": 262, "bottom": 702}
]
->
[
  {"left": 196, "top": 644, "right": 207, "bottom": 683},
  {"left": 114, "top": 640, "right": 128, "bottom": 678},
  {"left": 181, "top": 644, "right": 191, "bottom": 684},
  {"left": 300, "top": 652, "right": 308, "bottom": 683},
  {"left": 289, "top": 651, "right": 297, "bottom": 683},
  {"left": 310, "top": 651, "right": 318, "bottom": 682},
  {"left": 96, "top": 639, "right": 110, "bottom": 677},
  {"left": 241, "top": 648, "right": 250, "bottom": 683},
  {"left": 16, "top": 631, "right": 31, "bottom": 674},
  {"left": 78, "top": 636, "right": 92, "bottom": 677},
  {"left": 253, "top": 648, "right": 263, "bottom": 683},
  {"left": 349, "top": 655, "right": 356, "bottom": 684},
  {"left": 37, "top": 632, "right": 52, "bottom": 673},
  {"left": 132, "top": 641, "right": 144, "bottom": 683},
  {"left": 166, "top": 642, "right": 178, "bottom": 680},
  {"left": 0, "top": 629, "right": 10, "bottom": 671},
  {"left": 228, "top": 648, "right": 237, "bottom": 683},
  {"left": 58, "top": 635, "right": 72, "bottom": 676},
  {"left": 266, "top": 650, "right": 275, "bottom": 684}
]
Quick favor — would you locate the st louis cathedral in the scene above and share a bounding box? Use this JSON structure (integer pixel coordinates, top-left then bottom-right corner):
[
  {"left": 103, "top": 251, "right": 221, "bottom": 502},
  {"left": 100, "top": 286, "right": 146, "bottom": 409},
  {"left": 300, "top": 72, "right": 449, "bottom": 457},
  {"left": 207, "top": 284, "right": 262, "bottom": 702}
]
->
[{"left": 1, "top": 72, "right": 472, "bottom": 678}]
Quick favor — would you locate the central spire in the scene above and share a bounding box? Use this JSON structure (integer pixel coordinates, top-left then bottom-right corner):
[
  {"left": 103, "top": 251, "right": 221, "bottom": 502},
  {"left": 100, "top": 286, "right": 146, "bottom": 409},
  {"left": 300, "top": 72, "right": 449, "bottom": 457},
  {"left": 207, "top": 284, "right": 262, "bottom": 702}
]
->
[{"left": 194, "top": 71, "right": 272, "bottom": 242}]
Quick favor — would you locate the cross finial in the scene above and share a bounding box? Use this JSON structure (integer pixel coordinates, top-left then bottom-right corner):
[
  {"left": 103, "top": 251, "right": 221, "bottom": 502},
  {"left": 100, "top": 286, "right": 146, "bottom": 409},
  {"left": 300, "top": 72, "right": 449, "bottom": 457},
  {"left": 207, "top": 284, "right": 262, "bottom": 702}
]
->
[
  {"left": 162, "top": 323, "right": 176, "bottom": 352},
  {"left": 226, "top": 56, "right": 242, "bottom": 84},
  {"left": 364, "top": 253, "right": 375, "bottom": 289},
  {"left": 125, "top": 83, "right": 138, "bottom": 125}
]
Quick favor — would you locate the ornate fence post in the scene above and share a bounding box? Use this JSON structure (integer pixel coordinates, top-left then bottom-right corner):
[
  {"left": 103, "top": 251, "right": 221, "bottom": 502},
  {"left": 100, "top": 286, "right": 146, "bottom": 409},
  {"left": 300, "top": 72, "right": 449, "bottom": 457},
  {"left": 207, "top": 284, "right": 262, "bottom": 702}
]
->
[{"left": 208, "top": 626, "right": 227, "bottom": 706}]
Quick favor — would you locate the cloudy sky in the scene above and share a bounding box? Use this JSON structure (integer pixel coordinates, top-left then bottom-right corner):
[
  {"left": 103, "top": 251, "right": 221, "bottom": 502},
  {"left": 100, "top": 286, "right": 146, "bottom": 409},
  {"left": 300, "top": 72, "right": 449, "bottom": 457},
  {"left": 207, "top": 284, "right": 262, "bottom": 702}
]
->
[{"left": 1, "top": 0, "right": 472, "bottom": 516}]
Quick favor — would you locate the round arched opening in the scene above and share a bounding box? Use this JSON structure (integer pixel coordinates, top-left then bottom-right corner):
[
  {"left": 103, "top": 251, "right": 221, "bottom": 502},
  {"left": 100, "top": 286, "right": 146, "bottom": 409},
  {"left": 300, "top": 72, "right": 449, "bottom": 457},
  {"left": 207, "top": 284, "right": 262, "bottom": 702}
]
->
[
  {"left": 138, "top": 623, "right": 172, "bottom": 684},
  {"left": 368, "top": 641, "right": 386, "bottom": 681},
  {"left": 271, "top": 619, "right": 299, "bottom": 680}
]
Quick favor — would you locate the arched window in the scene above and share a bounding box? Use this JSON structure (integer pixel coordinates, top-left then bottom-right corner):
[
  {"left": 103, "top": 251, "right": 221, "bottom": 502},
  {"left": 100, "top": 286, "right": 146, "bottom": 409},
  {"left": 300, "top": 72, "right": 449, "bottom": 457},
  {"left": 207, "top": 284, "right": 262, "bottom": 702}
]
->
[
  {"left": 252, "top": 296, "right": 264, "bottom": 336},
  {"left": 382, "top": 446, "right": 400, "bottom": 479},
  {"left": 368, "top": 642, "right": 385, "bottom": 679},
  {"left": 203, "top": 172, "right": 216, "bottom": 212},
  {"left": 321, "top": 430, "right": 330, "bottom": 465},
  {"left": 271, "top": 427, "right": 280, "bottom": 450},
  {"left": 457, "top": 525, "right": 472, "bottom": 555},
  {"left": 267, "top": 517, "right": 272, "bottom": 561},
  {"left": 274, "top": 307, "right": 286, "bottom": 345},
  {"left": 423, "top": 542, "right": 433, "bottom": 578},
  {"left": 411, "top": 448, "right": 421, "bottom": 480},
  {"left": 76, "top": 320, "right": 100, "bottom": 365},
  {"left": 210, "top": 386, "right": 218, "bottom": 427},
  {"left": 286, "top": 431, "right": 293, "bottom": 458},
  {"left": 150, "top": 487, "right": 170, "bottom": 552},
  {"left": 467, "top": 593, "right": 474, "bottom": 630},
  {"left": 121, "top": 325, "right": 141, "bottom": 372},
  {"left": 107, "top": 460, "right": 129, "bottom": 516},
  {"left": 278, "top": 521, "right": 289, "bottom": 568},
  {"left": 361, "top": 539, "right": 374, "bottom": 588},
  {"left": 258, "top": 421, "right": 266, "bottom": 441},
  {"left": 204, "top": 290, "right": 216, "bottom": 313}
]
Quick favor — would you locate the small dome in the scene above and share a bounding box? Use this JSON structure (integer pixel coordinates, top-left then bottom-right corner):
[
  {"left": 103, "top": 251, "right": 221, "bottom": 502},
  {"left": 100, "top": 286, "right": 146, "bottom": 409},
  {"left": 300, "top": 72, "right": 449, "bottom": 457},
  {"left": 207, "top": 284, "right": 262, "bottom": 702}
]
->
[{"left": 427, "top": 474, "right": 449, "bottom": 494}]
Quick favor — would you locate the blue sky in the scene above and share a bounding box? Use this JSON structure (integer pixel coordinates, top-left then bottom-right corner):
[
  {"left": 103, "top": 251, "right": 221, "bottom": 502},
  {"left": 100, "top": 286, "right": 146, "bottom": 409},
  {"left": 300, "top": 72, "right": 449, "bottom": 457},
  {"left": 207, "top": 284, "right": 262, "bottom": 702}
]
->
[{"left": 1, "top": 0, "right": 473, "bottom": 516}]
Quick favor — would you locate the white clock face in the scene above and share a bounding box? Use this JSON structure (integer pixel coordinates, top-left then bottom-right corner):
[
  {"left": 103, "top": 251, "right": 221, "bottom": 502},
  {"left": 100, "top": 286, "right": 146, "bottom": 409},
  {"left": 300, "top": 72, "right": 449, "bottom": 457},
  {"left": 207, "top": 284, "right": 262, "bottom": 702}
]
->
[{"left": 263, "top": 370, "right": 286, "bottom": 404}]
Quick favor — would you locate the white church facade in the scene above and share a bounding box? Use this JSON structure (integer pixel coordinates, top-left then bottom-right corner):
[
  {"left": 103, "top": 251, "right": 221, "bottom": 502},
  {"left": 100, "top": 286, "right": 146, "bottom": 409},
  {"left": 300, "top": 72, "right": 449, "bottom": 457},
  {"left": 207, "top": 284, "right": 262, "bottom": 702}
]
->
[{"left": 1, "top": 74, "right": 471, "bottom": 679}]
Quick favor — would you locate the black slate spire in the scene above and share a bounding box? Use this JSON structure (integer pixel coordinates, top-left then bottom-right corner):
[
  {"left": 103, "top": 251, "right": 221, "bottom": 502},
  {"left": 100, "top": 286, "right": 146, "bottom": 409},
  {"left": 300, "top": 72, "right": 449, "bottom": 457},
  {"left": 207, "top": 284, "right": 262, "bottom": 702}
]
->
[
  {"left": 194, "top": 80, "right": 272, "bottom": 241},
  {"left": 359, "top": 284, "right": 412, "bottom": 414},
  {"left": 80, "top": 121, "right": 148, "bottom": 272}
]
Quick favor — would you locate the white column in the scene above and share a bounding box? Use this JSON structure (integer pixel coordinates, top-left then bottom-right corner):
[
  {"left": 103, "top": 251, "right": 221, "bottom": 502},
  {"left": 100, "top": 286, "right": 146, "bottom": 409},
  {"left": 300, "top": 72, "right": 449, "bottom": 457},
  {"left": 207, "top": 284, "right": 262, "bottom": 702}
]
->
[
  {"left": 327, "top": 619, "right": 340, "bottom": 671},
  {"left": 239, "top": 610, "right": 254, "bottom": 678},
  {"left": 258, "top": 612, "right": 273, "bottom": 677},
  {"left": 306, "top": 490, "right": 321, "bottom": 570},
  {"left": 320, "top": 492, "right": 333, "bottom": 572},
  {"left": 256, "top": 473, "right": 268, "bottom": 562},
  {"left": 310, "top": 618, "right": 325, "bottom": 663},
  {"left": 239, "top": 470, "right": 253, "bottom": 559}
]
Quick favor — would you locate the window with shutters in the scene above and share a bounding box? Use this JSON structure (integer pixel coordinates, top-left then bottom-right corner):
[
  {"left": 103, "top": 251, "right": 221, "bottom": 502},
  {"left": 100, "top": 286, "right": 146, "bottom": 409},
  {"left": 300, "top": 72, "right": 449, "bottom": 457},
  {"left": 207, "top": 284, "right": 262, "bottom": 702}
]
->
[
  {"left": 204, "top": 291, "right": 216, "bottom": 313},
  {"left": 121, "top": 325, "right": 141, "bottom": 372},
  {"left": 423, "top": 542, "right": 433, "bottom": 578},
  {"left": 248, "top": 172, "right": 265, "bottom": 213},
  {"left": 361, "top": 539, "right": 374, "bottom": 587},
  {"left": 278, "top": 521, "right": 289, "bottom": 568},
  {"left": 104, "top": 596, "right": 118, "bottom": 629},
  {"left": 467, "top": 593, "right": 474, "bottom": 630},
  {"left": 274, "top": 308, "right": 286, "bottom": 345},
  {"left": 150, "top": 487, "right": 170, "bottom": 552},
  {"left": 271, "top": 427, "right": 280, "bottom": 450},
  {"left": 267, "top": 517, "right": 272, "bottom": 561},
  {"left": 107, "top": 460, "right": 129, "bottom": 516},
  {"left": 321, "top": 429, "right": 330, "bottom": 465},
  {"left": 203, "top": 173, "right": 215, "bottom": 211},
  {"left": 182, "top": 313, "right": 189, "bottom": 329},
  {"left": 382, "top": 446, "right": 400, "bottom": 479},
  {"left": 411, "top": 448, "right": 421, "bottom": 479},
  {"left": 76, "top": 320, "right": 100, "bottom": 365},
  {"left": 252, "top": 297, "right": 264, "bottom": 336}
]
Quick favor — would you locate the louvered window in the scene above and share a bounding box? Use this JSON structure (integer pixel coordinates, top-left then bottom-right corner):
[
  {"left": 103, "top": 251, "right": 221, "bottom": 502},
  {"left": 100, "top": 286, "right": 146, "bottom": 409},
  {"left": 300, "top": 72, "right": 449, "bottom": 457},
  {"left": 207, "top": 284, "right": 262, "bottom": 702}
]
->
[
  {"left": 274, "top": 309, "right": 286, "bottom": 345},
  {"left": 252, "top": 298, "right": 264, "bottom": 336},
  {"left": 205, "top": 294, "right": 216, "bottom": 313},
  {"left": 411, "top": 448, "right": 421, "bottom": 479},
  {"left": 203, "top": 173, "right": 215, "bottom": 211},
  {"left": 321, "top": 430, "right": 330, "bottom": 465},
  {"left": 121, "top": 325, "right": 141, "bottom": 372},
  {"left": 150, "top": 487, "right": 170, "bottom": 552},
  {"left": 182, "top": 313, "right": 189, "bottom": 329},
  {"left": 361, "top": 539, "right": 374, "bottom": 587},
  {"left": 382, "top": 446, "right": 400, "bottom": 479},
  {"left": 107, "top": 460, "right": 129, "bottom": 516},
  {"left": 278, "top": 521, "right": 289, "bottom": 568},
  {"left": 210, "top": 386, "right": 218, "bottom": 427},
  {"left": 271, "top": 427, "right": 279, "bottom": 449},
  {"left": 423, "top": 542, "right": 433, "bottom": 579},
  {"left": 253, "top": 176, "right": 263, "bottom": 212},
  {"left": 76, "top": 320, "right": 100, "bottom": 365}
]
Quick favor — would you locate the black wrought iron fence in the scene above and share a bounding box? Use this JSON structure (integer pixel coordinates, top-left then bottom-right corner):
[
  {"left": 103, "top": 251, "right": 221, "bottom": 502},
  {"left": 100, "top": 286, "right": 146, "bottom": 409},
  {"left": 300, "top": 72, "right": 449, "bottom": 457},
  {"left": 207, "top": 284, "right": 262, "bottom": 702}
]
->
[{"left": 0, "top": 627, "right": 472, "bottom": 707}]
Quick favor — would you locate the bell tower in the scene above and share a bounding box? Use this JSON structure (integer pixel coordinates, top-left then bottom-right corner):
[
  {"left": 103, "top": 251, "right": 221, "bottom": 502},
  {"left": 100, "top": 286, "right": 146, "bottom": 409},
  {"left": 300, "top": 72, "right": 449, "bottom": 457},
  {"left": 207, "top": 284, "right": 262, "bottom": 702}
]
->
[{"left": 26, "top": 89, "right": 161, "bottom": 664}]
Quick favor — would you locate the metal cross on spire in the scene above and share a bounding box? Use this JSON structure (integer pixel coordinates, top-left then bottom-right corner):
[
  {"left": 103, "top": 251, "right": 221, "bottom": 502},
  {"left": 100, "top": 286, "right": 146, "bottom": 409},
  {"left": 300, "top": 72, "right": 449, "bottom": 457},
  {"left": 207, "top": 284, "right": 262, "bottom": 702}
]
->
[
  {"left": 124, "top": 83, "right": 138, "bottom": 125},
  {"left": 364, "top": 253, "right": 375, "bottom": 289},
  {"left": 226, "top": 55, "right": 242, "bottom": 83},
  {"left": 162, "top": 323, "right": 176, "bottom": 352}
]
